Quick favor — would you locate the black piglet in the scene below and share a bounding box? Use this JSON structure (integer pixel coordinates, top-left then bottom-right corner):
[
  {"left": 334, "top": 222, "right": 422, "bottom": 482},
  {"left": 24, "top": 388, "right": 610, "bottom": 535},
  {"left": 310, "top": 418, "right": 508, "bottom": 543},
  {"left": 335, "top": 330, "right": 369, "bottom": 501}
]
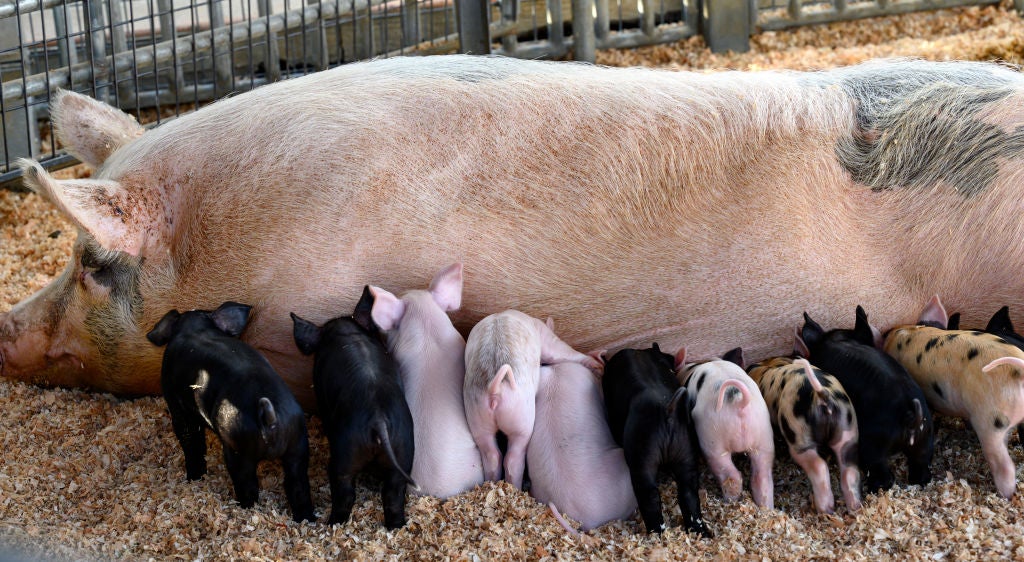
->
[
  {"left": 291, "top": 286, "right": 418, "bottom": 529},
  {"left": 799, "top": 306, "right": 934, "bottom": 494},
  {"left": 602, "top": 344, "right": 711, "bottom": 537},
  {"left": 147, "top": 301, "right": 315, "bottom": 522}
]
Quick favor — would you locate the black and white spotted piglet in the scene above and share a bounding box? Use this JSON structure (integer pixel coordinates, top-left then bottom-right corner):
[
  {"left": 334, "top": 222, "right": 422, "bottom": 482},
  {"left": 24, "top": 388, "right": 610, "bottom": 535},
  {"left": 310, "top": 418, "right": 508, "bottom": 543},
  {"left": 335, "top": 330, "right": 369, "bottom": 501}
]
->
[
  {"left": 800, "top": 306, "right": 934, "bottom": 494},
  {"left": 602, "top": 344, "right": 711, "bottom": 537},
  {"left": 147, "top": 302, "right": 315, "bottom": 522},
  {"left": 747, "top": 356, "right": 861, "bottom": 513},
  {"left": 884, "top": 296, "right": 1024, "bottom": 498},
  {"left": 291, "top": 286, "right": 418, "bottom": 529}
]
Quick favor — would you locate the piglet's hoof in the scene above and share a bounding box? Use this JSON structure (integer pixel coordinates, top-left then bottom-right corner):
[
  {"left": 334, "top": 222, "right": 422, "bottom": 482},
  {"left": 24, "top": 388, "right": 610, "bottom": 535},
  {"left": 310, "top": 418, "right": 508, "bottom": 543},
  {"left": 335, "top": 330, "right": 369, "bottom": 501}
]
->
[{"left": 721, "top": 478, "right": 742, "bottom": 501}]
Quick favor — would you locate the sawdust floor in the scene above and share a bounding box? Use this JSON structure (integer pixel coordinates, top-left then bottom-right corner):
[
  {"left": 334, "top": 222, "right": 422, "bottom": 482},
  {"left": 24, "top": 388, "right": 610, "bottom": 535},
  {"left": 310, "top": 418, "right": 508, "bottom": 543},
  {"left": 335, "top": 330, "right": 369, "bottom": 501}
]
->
[{"left": 4, "top": 2, "right": 1024, "bottom": 560}]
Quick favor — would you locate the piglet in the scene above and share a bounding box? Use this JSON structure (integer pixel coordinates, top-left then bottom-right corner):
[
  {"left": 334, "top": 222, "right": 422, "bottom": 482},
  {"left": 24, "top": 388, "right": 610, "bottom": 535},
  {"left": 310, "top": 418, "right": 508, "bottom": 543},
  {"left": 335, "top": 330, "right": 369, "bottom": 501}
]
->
[
  {"left": 801, "top": 306, "right": 934, "bottom": 494},
  {"left": 679, "top": 348, "right": 775, "bottom": 509},
  {"left": 747, "top": 355, "right": 861, "bottom": 513},
  {"left": 602, "top": 345, "right": 711, "bottom": 536},
  {"left": 367, "top": 263, "right": 484, "bottom": 498},
  {"left": 527, "top": 361, "right": 637, "bottom": 532},
  {"left": 883, "top": 296, "right": 1024, "bottom": 498},
  {"left": 463, "top": 310, "right": 601, "bottom": 489},
  {"left": 291, "top": 287, "right": 417, "bottom": 529},
  {"left": 147, "top": 302, "right": 315, "bottom": 522}
]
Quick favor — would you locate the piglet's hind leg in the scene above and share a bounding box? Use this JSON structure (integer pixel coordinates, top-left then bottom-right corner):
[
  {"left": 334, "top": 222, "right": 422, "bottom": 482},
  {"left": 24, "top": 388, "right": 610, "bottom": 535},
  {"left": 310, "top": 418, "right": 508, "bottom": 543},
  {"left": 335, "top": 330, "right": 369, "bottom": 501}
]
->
[
  {"left": 327, "top": 441, "right": 358, "bottom": 525},
  {"left": 706, "top": 451, "right": 743, "bottom": 502},
  {"left": 223, "top": 447, "right": 260, "bottom": 509},
  {"left": 671, "top": 457, "right": 712, "bottom": 537},
  {"left": 974, "top": 420, "right": 1017, "bottom": 498},
  {"left": 381, "top": 469, "right": 410, "bottom": 529},
  {"left": 790, "top": 447, "right": 834, "bottom": 514},
  {"left": 281, "top": 432, "right": 316, "bottom": 522}
]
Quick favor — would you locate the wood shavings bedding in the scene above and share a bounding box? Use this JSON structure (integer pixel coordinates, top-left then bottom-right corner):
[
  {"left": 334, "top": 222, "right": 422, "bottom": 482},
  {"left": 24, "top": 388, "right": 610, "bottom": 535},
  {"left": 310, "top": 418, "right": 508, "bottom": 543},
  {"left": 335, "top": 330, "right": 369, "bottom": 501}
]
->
[{"left": 4, "top": 4, "right": 1024, "bottom": 558}]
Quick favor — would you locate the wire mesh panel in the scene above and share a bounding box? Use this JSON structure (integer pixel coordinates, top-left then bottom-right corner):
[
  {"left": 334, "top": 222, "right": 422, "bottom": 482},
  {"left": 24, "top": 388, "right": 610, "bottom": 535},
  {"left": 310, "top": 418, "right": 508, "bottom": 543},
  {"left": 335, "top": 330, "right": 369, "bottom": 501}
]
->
[
  {"left": 757, "top": 0, "right": 1002, "bottom": 29},
  {"left": 492, "top": 0, "right": 696, "bottom": 58},
  {"left": 0, "top": 0, "right": 1014, "bottom": 187},
  {"left": 0, "top": 0, "right": 460, "bottom": 186}
]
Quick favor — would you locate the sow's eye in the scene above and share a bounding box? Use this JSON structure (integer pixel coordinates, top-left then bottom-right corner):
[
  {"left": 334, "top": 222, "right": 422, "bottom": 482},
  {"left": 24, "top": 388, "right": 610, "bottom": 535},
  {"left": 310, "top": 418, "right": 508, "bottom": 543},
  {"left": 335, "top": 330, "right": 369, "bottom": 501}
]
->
[{"left": 79, "top": 251, "right": 114, "bottom": 290}]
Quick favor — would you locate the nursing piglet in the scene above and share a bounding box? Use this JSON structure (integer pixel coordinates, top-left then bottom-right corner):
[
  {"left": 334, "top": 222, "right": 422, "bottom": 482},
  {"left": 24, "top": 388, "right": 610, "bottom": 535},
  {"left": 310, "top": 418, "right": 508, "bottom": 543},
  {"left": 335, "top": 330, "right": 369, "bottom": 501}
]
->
[
  {"left": 801, "top": 307, "right": 934, "bottom": 494},
  {"left": 463, "top": 310, "right": 601, "bottom": 489},
  {"left": 747, "top": 356, "right": 861, "bottom": 513},
  {"left": 679, "top": 349, "right": 775, "bottom": 509},
  {"left": 527, "top": 361, "right": 637, "bottom": 532},
  {"left": 146, "top": 302, "right": 315, "bottom": 522},
  {"left": 602, "top": 345, "right": 711, "bottom": 536},
  {"left": 884, "top": 296, "right": 1024, "bottom": 498},
  {"left": 291, "top": 287, "right": 417, "bottom": 529},
  {"left": 368, "top": 263, "right": 484, "bottom": 498}
]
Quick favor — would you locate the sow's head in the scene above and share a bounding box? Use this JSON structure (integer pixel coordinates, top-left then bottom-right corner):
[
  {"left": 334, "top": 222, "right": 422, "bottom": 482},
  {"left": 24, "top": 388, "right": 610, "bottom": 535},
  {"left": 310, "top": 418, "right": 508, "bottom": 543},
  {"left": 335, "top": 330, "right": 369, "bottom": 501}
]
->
[{"left": 0, "top": 90, "right": 168, "bottom": 394}]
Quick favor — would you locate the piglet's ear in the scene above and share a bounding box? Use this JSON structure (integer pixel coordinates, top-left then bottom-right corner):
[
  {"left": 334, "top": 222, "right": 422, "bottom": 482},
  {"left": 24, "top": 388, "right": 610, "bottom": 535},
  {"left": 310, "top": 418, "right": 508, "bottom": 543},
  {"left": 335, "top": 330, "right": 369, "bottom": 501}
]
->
[
  {"left": 793, "top": 329, "right": 810, "bottom": 358},
  {"left": 50, "top": 89, "right": 144, "bottom": 168},
  {"left": 19, "top": 160, "right": 153, "bottom": 256},
  {"left": 369, "top": 286, "right": 405, "bottom": 332},
  {"left": 290, "top": 312, "right": 322, "bottom": 356},
  {"left": 853, "top": 306, "right": 875, "bottom": 345},
  {"left": 212, "top": 302, "right": 252, "bottom": 337},
  {"left": 673, "top": 347, "right": 687, "bottom": 371},
  {"left": 428, "top": 262, "right": 463, "bottom": 312},
  {"left": 917, "top": 295, "right": 948, "bottom": 329},
  {"left": 947, "top": 312, "right": 961, "bottom": 331},
  {"left": 352, "top": 285, "right": 379, "bottom": 334},
  {"left": 721, "top": 347, "right": 745, "bottom": 370},
  {"left": 801, "top": 312, "right": 825, "bottom": 349},
  {"left": 146, "top": 310, "right": 181, "bottom": 347},
  {"left": 986, "top": 306, "right": 1013, "bottom": 333}
]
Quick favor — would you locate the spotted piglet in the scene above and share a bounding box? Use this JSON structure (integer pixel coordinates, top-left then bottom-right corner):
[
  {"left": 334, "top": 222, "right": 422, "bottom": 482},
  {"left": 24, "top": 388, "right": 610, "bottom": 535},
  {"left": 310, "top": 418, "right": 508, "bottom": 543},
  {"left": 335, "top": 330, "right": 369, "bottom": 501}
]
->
[
  {"left": 884, "top": 296, "right": 1024, "bottom": 498},
  {"left": 801, "top": 307, "right": 934, "bottom": 494},
  {"left": 602, "top": 345, "right": 711, "bottom": 536},
  {"left": 147, "top": 302, "right": 315, "bottom": 522},
  {"left": 463, "top": 310, "right": 601, "bottom": 490},
  {"left": 747, "top": 356, "right": 861, "bottom": 513},
  {"left": 291, "top": 287, "right": 417, "bottom": 529},
  {"left": 367, "top": 263, "right": 485, "bottom": 499},
  {"left": 527, "top": 361, "right": 637, "bottom": 532},
  {"left": 679, "top": 348, "right": 775, "bottom": 509}
]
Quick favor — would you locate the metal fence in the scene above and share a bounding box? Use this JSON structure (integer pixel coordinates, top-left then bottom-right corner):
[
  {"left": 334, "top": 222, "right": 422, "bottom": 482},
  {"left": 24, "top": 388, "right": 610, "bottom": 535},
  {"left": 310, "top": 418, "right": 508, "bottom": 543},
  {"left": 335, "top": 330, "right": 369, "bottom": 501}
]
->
[{"left": 0, "top": 0, "right": 1015, "bottom": 189}]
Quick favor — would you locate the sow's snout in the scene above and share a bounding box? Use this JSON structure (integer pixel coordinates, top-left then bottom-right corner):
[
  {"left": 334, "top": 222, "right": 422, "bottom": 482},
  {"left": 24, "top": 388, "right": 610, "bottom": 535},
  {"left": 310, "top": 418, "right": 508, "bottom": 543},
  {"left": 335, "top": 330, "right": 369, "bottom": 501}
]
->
[{"left": 0, "top": 275, "right": 90, "bottom": 388}]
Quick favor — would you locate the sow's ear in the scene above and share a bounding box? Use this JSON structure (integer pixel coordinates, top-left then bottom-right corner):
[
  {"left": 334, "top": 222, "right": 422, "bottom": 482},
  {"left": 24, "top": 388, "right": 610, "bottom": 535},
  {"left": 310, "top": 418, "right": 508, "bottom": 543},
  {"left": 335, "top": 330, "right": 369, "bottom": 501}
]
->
[
  {"left": 50, "top": 89, "right": 144, "bottom": 168},
  {"left": 146, "top": 310, "right": 181, "bottom": 346},
  {"left": 212, "top": 301, "right": 252, "bottom": 337},
  {"left": 290, "top": 313, "right": 322, "bottom": 356},
  {"left": 19, "top": 160, "right": 154, "bottom": 256}
]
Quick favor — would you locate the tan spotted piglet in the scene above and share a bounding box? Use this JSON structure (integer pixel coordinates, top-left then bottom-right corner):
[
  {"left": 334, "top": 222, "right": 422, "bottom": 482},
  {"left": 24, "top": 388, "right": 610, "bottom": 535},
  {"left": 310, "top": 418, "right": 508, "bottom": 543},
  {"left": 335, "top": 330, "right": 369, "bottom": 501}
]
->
[
  {"left": 747, "top": 356, "right": 861, "bottom": 513},
  {"left": 884, "top": 295, "right": 1024, "bottom": 498}
]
